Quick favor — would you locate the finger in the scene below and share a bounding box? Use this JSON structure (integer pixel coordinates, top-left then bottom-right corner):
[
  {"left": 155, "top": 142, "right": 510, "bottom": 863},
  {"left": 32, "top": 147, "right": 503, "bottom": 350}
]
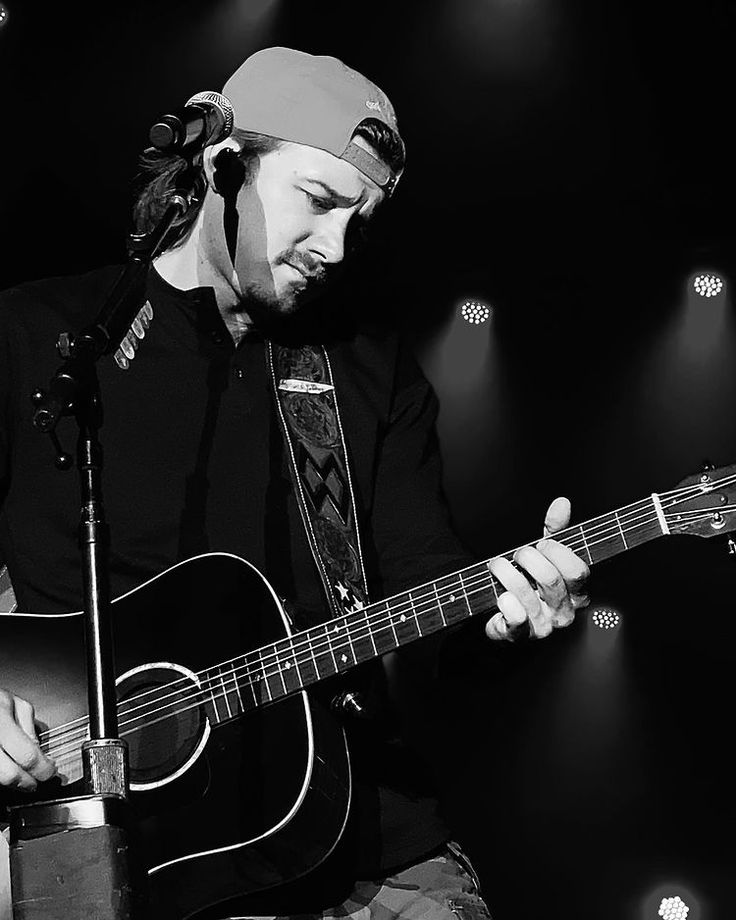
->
[
  {"left": 570, "top": 592, "right": 591, "bottom": 610},
  {"left": 14, "top": 696, "right": 38, "bottom": 741},
  {"left": 13, "top": 697, "right": 56, "bottom": 779},
  {"left": 514, "top": 545, "right": 569, "bottom": 620},
  {"left": 535, "top": 539, "right": 590, "bottom": 595},
  {"left": 485, "top": 610, "right": 507, "bottom": 641},
  {"left": 0, "top": 748, "right": 37, "bottom": 791},
  {"left": 0, "top": 696, "right": 55, "bottom": 783},
  {"left": 485, "top": 592, "right": 532, "bottom": 642},
  {"left": 530, "top": 540, "right": 590, "bottom": 626},
  {"left": 543, "top": 496, "right": 571, "bottom": 537},
  {"left": 488, "top": 556, "right": 542, "bottom": 621}
]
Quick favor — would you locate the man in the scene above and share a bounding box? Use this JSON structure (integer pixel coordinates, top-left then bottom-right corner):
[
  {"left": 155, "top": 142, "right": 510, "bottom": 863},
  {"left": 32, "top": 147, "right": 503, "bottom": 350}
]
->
[{"left": 0, "top": 47, "right": 589, "bottom": 919}]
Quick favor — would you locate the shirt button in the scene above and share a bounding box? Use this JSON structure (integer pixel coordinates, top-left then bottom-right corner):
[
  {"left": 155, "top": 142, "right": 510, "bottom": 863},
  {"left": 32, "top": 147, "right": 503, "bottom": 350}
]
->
[{"left": 235, "top": 368, "right": 245, "bottom": 379}]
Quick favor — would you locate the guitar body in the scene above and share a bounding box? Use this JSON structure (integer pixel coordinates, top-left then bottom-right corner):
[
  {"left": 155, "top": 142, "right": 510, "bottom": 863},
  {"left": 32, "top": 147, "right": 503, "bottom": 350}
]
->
[
  {"left": 0, "top": 554, "right": 351, "bottom": 919},
  {"left": 5, "top": 463, "right": 735, "bottom": 916}
]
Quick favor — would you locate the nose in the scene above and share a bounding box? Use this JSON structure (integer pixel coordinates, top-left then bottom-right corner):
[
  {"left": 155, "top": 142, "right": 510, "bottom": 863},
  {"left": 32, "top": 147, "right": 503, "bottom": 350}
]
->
[{"left": 309, "top": 215, "right": 347, "bottom": 266}]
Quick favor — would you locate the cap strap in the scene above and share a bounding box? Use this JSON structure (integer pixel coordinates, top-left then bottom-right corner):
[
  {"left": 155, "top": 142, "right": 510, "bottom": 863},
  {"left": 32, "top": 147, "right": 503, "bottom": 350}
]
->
[{"left": 341, "top": 141, "right": 398, "bottom": 196}]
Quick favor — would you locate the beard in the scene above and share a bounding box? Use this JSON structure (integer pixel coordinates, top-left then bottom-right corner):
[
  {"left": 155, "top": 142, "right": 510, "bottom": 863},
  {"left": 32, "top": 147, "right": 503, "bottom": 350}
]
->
[{"left": 233, "top": 249, "right": 334, "bottom": 340}]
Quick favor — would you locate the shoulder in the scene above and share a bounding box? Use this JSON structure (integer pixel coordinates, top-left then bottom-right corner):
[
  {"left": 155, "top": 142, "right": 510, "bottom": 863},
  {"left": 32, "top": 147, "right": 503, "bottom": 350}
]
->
[{"left": 0, "top": 265, "right": 125, "bottom": 338}]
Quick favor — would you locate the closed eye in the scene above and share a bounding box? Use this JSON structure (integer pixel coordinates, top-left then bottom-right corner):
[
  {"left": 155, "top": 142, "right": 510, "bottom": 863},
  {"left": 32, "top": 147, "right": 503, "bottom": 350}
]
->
[{"left": 303, "top": 191, "right": 334, "bottom": 212}]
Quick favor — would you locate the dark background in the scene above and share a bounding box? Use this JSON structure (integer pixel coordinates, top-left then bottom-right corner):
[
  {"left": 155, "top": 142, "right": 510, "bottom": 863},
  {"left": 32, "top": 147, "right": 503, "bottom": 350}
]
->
[{"left": 2, "top": 2, "right": 735, "bottom": 918}]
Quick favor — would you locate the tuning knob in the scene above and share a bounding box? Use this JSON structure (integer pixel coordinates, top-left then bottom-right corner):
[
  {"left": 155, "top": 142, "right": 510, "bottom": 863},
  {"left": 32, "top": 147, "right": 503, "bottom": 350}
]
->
[{"left": 331, "top": 690, "right": 369, "bottom": 719}]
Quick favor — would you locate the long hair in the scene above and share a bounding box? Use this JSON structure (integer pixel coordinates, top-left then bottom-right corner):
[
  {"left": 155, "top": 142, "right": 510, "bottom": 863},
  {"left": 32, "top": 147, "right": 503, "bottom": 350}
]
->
[
  {"left": 130, "top": 129, "right": 282, "bottom": 249},
  {"left": 130, "top": 118, "right": 406, "bottom": 251}
]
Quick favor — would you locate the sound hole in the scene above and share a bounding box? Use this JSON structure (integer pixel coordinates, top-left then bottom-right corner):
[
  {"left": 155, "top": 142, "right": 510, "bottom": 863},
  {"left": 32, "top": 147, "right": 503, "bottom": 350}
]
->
[{"left": 117, "top": 665, "right": 207, "bottom": 786}]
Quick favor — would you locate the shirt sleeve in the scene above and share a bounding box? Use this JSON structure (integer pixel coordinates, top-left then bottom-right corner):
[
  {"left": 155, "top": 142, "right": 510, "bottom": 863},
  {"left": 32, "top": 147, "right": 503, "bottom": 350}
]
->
[
  {"left": 368, "top": 338, "right": 475, "bottom": 599},
  {"left": 0, "top": 291, "right": 14, "bottom": 531}
]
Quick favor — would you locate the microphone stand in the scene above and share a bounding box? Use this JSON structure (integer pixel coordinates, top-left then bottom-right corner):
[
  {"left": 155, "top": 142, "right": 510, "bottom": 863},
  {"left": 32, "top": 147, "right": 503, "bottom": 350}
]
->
[{"left": 7, "top": 154, "right": 206, "bottom": 920}]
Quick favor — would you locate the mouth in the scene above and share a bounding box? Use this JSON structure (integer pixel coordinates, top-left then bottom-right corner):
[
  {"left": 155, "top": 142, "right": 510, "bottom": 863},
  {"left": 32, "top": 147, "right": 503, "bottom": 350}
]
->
[{"left": 284, "top": 262, "right": 309, "bottom": 285}]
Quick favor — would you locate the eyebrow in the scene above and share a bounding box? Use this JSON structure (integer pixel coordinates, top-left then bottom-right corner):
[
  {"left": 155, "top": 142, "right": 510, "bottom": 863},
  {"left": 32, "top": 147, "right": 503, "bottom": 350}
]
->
[{"left": 302, "top": 178, "right": 363, "bottom": 207}]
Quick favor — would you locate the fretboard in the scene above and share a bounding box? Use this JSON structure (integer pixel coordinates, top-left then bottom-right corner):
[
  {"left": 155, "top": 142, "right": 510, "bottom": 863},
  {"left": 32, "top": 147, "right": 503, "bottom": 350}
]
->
[{"left": 196, "top": 494, "right": 667, "bottom": 725}]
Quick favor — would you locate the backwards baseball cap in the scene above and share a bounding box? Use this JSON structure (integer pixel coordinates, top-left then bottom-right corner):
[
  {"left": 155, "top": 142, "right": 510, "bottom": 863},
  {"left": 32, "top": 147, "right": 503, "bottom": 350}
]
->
[{"left": 222, "top": 47, "right": 404, "bottom": 196}]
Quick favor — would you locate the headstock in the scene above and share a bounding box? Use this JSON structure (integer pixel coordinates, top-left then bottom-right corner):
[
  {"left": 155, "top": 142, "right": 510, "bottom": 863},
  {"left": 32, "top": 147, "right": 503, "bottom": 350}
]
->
[{"left": 662, "top": 463, "right": 736, "bottom": 538}]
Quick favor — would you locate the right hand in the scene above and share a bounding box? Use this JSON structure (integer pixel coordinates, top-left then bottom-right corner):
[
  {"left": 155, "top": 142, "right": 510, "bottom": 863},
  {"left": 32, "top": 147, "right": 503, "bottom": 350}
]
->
[{"left": 0, "top": 689, "right": 56, "bottom": 791}]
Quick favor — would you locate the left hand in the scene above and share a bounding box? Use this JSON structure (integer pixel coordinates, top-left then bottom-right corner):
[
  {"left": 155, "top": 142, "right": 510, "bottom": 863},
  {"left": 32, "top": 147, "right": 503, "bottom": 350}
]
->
[{"left": 485, "top": 496, "right": 590, "bottom": 642}]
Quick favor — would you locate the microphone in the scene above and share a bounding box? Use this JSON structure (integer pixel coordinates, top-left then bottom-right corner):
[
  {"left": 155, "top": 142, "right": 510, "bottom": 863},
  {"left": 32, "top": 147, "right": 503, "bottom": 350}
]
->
[{"left": 148, "top": 91, "right": 235, "bottom": 154}]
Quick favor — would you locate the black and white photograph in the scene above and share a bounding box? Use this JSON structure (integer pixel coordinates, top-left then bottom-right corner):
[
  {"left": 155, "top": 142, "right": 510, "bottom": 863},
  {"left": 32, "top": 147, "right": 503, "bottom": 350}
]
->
[{"left": 0, "top": 3, "right": 734, "bottom": 919}]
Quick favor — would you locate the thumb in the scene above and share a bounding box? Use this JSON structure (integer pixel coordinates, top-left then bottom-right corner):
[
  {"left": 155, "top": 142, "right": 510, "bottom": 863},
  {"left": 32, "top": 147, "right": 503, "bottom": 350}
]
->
[{"left": 543, "top": 496, "right": 571, "bottom": 536}]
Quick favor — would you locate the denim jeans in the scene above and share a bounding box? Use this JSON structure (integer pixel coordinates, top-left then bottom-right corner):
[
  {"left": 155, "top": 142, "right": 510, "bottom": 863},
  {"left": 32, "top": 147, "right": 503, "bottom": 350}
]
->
[{"left": 225, "top": 840, "right": 494, "bottom": 920}]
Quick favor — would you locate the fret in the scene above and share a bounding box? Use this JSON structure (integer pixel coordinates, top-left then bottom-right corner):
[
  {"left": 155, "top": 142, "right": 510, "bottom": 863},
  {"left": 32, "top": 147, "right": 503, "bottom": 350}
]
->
[
  {"left": 231, "top": 658, "right": 249, "bottom": 713},
  {"left": 278, "top": 637, "right": 302, "bottom": 695},
  {"left": 614, "top": 511, "right": 629, "bottom": 549},
  {"left": 414, "top": 586, "right": 445, "bottom": 636},
  {"left": 457, "top": 571, "right": 473, "bottom": 618},
  {"left": 347, "top": 606, "right": 375, "bottom": 664},
  {"left": 583, "top": 514, "right": 627, "bottom": 563},
  {"left": 385, "top": 599, "right": 401, "bottom": 648},
  {"left": 204, "top": 677, "right": 225, "bottom": 725},
  {"left": 343, "top": 614, "right": 358, "bottom": 664},
  {"left": 263, "top": 666, "right": 283, "bottom": 702},
  {"left": 307, "top": 625, "right": 336, "bottom": 681},
  {"left": 218, "top": 666, "right": 242, "bottom": 719},
  {"left": 242, "top": 652, "right": 261, "bottom": 709},
  {"left": 256, "top": 647, "right": 274, "bottom": 704},
  {"left": 487, "top": 571, "right": 501, "bottom": 609},
  {"left": 329, "top": 620, "right": 356, "bottom": 672},
  {"left": 217, "top": 666, "right": 234, "bottom": 719},
  {"left": 324, "top": 621, "right": 344, "bottom": 673},
  {"left": 409, "top": 592, "right": 422, "bottom": 637},
  {"left": 462, "top": 565, "right": 495, "bottom": 617},
  {"left": 434, "top": 573, "right": 473, "bottom": 625},
  {"left": 573, "top": 524, "right": 593, "bottom": 565},
  {"left": 391, "top": 597, "right": 421, "bottom": 645},
  {"left": 191, "top": 495, "right": 682, "bottom": 722},
  {"left": 294, "top": 632, "right": 320, "bottom": 686},
  {"left": 370, "top": 601, "right": 398, "bottom": 654},
  {"left": 365, "top": 606, "right": 379, "bottom": 655},
  {"left": 433, "top": 581, "right": 448, "bottom": 628},
  {"left": 267, "top": 646, "right": 288, "bottom": 700}
]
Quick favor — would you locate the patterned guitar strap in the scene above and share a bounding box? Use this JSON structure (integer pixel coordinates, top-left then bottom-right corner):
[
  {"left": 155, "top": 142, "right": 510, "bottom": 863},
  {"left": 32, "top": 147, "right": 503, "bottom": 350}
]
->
[
  {"left": 266, "top": 342, "right": 371, "bottom": 628},
  {"left": 1, "top": 346, "right": 371, "bottom": 629}
]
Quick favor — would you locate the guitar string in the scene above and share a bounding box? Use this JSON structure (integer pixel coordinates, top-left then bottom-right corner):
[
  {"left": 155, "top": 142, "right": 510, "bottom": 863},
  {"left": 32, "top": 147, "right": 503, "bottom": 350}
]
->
[
  {"left": 41, "top": 504, "right": 734, "bottom": 767},
  {"left": 39, "top": 495, "right": 732, "bottom": 760},
  {"left": 41, "top": 474, "right": 734, "bottom": 747},
  {"left": 38, "top": 495, "right": 665, "bottom": 751},
  {"left": 39, "top": 489, "right": 731, "bottom": 758},
  {"left": 37, "top": 487, "right": 734, "bottom": 755}
]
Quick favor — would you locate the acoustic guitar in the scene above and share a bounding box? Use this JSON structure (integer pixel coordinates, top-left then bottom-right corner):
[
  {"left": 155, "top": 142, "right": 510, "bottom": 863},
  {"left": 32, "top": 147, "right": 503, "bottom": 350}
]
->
[{"left": 1, "top": 463, "right": 735, "bottom": 917}]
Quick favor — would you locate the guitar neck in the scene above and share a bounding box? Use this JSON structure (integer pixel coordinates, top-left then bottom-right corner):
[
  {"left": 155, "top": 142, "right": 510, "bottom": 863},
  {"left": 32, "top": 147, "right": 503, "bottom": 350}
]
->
[{"left": 198, "top": 494, "right": 668, "bottom": 723}]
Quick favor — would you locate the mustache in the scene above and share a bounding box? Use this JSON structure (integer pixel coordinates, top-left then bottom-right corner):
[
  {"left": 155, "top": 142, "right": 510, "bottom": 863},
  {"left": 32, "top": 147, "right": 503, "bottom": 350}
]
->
[{"left": 280, "top": 251, "right": 328, "bottom": 286}]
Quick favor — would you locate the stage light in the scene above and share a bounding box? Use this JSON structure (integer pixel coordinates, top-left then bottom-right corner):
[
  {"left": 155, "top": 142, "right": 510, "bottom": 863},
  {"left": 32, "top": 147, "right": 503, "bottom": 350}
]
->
[
  {"left": 460, "top": 301, "right": 491, "bottom": 325},
  {"left": 591, "top": 608, "right": 620, "bottom": 629},
  {"left": 0, "top": 5, "right": 9, "bottom": 28},
  {"left": 658, "top": 895, "right": 689, "bottom": 919},
  {"left": 692, "top": 273, "right": 723, "bottom": 297}
]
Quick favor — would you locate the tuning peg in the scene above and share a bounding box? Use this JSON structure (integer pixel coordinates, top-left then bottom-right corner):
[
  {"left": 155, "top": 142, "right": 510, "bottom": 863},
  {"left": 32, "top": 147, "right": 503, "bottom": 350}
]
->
[{"left": 727, "top": 537, "right": 736, "bottom": 556}]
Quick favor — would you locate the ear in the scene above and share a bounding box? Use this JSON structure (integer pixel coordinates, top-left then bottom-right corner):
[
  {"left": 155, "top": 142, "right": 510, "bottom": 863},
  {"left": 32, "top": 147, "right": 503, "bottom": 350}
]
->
[
  {"left": 202, "top": 138, "right": 241, "bottom": 185},
  {"left": 212, "top": 147, "right": 247, "bottom": 200}
]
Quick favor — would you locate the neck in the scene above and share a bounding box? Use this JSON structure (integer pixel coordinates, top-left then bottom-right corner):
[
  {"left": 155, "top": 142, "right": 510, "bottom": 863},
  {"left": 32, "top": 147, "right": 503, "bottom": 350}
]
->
[{"left": 153, "top": 212, "right": 254, "bottom": 345}]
